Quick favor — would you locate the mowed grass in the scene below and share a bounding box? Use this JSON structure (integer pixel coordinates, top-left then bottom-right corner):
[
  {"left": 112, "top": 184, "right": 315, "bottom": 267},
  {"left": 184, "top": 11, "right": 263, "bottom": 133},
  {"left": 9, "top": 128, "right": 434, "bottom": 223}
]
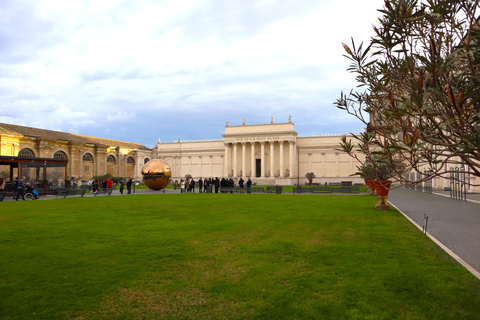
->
[{"left": 0, "top": 194, "right": 479, "bottom": 319}]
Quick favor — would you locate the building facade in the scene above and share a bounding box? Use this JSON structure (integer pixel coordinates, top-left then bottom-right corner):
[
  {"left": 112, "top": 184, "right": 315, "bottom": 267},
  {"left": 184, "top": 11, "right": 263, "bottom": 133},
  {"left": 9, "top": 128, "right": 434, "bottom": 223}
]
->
[
  {"left": 0, "top": 123, "right": 152, "bottom": 186},
  {"left": 153, "top": 119, "right": 366, "bottom": 185},
  {"left": 4, "top": 119, "right": 472, "bottom": 191}
]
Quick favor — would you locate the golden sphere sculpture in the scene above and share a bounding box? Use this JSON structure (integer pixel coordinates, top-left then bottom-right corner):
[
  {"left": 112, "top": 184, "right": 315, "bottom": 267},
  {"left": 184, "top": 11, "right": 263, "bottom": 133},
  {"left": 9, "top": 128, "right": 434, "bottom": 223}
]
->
[{"left": 141, "top": 159, "right": 171, "bottom": 190}]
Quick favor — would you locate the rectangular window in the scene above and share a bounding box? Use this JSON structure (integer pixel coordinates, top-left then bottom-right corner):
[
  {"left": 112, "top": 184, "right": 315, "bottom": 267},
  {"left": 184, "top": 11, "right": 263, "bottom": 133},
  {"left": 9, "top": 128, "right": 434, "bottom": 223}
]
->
[{"left": 84, "top": 165, "right": 90, "bottom": 172}]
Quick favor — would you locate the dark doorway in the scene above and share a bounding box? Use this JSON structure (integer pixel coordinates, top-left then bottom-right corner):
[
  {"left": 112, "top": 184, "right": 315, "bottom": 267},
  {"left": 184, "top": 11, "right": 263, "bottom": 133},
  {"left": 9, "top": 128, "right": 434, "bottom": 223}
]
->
[{"left": 256, "top": 159, "right": 261, "bottom": 177}]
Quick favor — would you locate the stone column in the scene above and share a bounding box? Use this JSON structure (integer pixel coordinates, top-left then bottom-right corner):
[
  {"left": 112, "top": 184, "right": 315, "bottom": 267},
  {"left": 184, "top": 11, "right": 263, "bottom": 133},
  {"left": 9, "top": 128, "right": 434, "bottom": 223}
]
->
[
  {"left": 199, "top": 156, "right": 202, "bottom": 178},
  {"left": 233, "top": 143, "right": 238, "bottom": 178},
  {"left": 80, "top": 151, "right": 84, "bottom": 179},
  {"left": 104, "top": 154, "right": 107, "bottom": 176},
  {"left": 260, "top": 142, "right": 265, "bottom": 178},
  {"left": 289, "top": 140, "right": 295, "bottom": 177},
  {"left": 220, "top": 155, "right": 224, "bottom": 178},
  {"left": 335, "top": 152, "right": 340, "bottom": 177},
  {"left": 224, "top": 143, "right": 229, "bottom": 177},
  {"left": 322, "top": 153, "right": 326, "bottom": 177},
  {"left": 251, "top": 142, "right": 256, "bottom": 178},
  {"left": 94, "top": 148, "right": 99, "bottom": 177},
  {"left": 68, "top": 144, "right": 75, "bottom": 178},
  {"left": 308, "top": 153, "right": 312, "bottom": 172},
  {"left": 188, "top": 156, "right": 192, "bottom": 176},
  {"left": 241, "top": 142, "right": 246, "bottom": 178},
  {"left": 279, "top": 141, "right": 284, "bottom": 178},
  {"left": 209, "top": 155, "right": 213, "bottom": 177},
  {"left": 174, "top": 156, "right": 177, "bottom": 178},
  {"left": 270, "top": 142, "right": 274, "bottom": 178}
]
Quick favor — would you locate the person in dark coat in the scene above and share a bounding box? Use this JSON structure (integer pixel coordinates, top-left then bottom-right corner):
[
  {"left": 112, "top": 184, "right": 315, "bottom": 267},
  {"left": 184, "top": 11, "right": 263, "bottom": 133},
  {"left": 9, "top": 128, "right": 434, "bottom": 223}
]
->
[
  {"left": 190, "top": 179, "right": 195, "bottom": 193},
  {"left": 198, "top": 178, "right": 203, "bottom": 193},
  {"left": 119, "top": 179, "right": 125, "bottom": 194},
  {"left": 246, "top": 178, "right": 252, "bottom": 193},
  {"left": 13, "top": 177, "right": 19, "bottom": 200},
  {"left": 214, "top": 177, "right": 220, "bottom": 193},
  {"left": 126, "top": 178, "right": 133, "bottom": 194},
  {"left": 220, "top": 177, "right": 226, "bottom": 193},
  {"left": 239, "top": 177, "right": 245, "bottom": 194}
]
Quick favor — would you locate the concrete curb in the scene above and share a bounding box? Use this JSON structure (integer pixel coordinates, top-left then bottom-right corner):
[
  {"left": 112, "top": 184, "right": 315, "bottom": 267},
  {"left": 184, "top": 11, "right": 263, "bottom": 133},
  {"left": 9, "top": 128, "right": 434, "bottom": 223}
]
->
[{"left": 388, "top": 201, "right": 480, "bottom": 281}]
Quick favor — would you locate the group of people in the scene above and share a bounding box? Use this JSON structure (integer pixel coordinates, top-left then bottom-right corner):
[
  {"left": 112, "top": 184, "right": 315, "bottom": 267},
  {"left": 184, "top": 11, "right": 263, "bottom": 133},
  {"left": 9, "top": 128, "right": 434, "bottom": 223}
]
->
[
  {"left": 88, "top": 178, "right": 134, "bottom": 194},
  {"left": 179, "top": 177, "right": 253, "bottom": 194},
  {"left": 13, "top": 176, "right": 38, "bottom": 200}
]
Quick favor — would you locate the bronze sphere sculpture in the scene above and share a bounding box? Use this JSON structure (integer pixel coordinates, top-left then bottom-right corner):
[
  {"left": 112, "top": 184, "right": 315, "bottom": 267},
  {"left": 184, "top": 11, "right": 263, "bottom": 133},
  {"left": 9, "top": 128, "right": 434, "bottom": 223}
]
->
[{"left": 141, "top": 159, "right": 171, "bottom": 190}]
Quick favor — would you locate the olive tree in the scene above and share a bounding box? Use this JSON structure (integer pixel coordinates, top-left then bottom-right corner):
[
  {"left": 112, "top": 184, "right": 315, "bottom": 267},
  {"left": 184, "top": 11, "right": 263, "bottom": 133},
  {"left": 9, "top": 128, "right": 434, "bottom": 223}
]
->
[{"left": 336, "top": 0, "right": 480, "bottom": 186}]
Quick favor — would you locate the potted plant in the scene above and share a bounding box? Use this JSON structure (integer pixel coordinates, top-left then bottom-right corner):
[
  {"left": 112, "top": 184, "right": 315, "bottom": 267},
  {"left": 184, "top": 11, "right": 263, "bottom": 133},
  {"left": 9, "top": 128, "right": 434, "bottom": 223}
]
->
[
  {"left": 369, "top": 157, "right": 406, "bottom": 210},
  {"left": 354, "top": 163, "right": 376, "bottom": 195},
  {"left": 305, "top": 172, "right": 316, "bottom": 186}
]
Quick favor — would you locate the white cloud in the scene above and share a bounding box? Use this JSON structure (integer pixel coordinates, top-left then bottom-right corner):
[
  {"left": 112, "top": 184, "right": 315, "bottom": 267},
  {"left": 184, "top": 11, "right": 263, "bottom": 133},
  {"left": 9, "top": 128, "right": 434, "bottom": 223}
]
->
[
  {"left": 0, "top": 0, "right": 385, "bottom": 146},
  {"left": 106, "top": 111, "right": 136, "bottom": 122}
]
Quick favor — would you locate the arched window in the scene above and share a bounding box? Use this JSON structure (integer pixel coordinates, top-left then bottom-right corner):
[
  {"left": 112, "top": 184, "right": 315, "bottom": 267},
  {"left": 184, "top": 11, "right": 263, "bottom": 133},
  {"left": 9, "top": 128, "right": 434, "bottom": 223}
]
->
[
  {"left": 18, "top": 148, "right": 35, "bottom": 158},
  {"left": 83, "top": 153, "right": 93, "bottom": 162},
  {"left": 144, "top": 158, "right": 150, "bottom": 164},
  {"left": 54, "top": 151, "right": 67, "bottom": 160},
  {"left": 107, "top": 155, "right": 116, "bottom": 163},
  {"left": 127, "top": 157, "right": 134, "bottom": 164}
]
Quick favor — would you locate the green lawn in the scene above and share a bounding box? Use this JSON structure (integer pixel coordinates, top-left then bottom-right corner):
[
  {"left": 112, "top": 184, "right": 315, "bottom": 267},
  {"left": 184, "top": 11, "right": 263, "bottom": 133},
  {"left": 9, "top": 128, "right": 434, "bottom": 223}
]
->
[{"left": 0, "top": 194, "right": 479, "bottom": 319}]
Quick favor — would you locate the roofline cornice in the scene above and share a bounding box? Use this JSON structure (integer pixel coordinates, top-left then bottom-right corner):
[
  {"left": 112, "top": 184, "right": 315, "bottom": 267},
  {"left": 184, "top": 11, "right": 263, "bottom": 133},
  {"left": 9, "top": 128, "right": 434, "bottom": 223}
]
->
[{"left": 222, "top": 130, "right": 298, "bottom": 137}]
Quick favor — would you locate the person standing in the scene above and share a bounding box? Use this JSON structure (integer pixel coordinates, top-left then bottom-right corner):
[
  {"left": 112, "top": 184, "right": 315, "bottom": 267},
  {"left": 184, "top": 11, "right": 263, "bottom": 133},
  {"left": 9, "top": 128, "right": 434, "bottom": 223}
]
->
[
  {"left": 15, "top": 176, "right": 26, "bottom": 201},
  {"left": 13, "top": 177, "right": 19, "bottom": 200},
  {"left": 106, "top": 178, "right": 113, "bottom": 190},
  {"left": 119, "top": 179, "right": 125, "bottom": 194},
  {"left": 198, "top": 178, "right": 203, "bottom": 193},
  {"left": 220, "top": 177, "right": 226, "bottom": 193},
  {"left": 214, "top": 177, "right": 220, "bottom": 193},
  {"left": 239, "top": 177, "right": 245, "bottom": 194},
  {"left": 190, "top": 179, "right": 195, "bottom": 193},
  {"left": 246, "top": 177, "right": 252, "bottom": 193},
  {"left": 180, "top": 179, "right": 185, "bottom": 193},
  {"left": 204, "top": 178, "right": 208, "bottom": 193},
  {"left": 126, "top": 178, "right": 133, "bottom": 194}
]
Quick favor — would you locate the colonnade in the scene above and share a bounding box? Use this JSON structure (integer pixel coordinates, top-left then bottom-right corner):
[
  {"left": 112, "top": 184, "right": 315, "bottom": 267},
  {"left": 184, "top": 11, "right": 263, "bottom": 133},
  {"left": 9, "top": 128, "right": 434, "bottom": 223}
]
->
[{"left": 223, "top": 140, "right": 296, "bottom": 178}]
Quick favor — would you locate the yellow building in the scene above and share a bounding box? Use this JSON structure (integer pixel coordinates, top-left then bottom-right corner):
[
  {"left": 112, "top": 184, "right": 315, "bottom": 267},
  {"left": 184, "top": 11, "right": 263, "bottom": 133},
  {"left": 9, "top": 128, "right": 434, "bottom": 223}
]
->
[{"left": 0, "top": 123, "right": 152, "bottom": 187}]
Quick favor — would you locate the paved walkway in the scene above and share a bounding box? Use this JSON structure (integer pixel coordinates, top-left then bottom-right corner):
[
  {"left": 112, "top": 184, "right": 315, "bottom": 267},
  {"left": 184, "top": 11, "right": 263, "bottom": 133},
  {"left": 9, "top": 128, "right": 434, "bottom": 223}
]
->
[{"left": 388, "top": 188, "right": 480, "bottom": 278}]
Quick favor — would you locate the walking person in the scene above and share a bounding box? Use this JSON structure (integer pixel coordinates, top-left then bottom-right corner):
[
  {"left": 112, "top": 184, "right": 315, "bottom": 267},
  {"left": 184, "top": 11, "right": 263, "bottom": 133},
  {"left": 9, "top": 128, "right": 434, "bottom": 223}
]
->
[
  {"left": 214, "top": 177, "right": 220, "bottom": 193},
  {"left": 190, "top": 179, "right": 195, "bottom": 193},
  {"left": 198, "top": 178, "right": 203, "bottom": 193},
  {"left": 15, "top": 176, "right": 26, "bottom": 201}
]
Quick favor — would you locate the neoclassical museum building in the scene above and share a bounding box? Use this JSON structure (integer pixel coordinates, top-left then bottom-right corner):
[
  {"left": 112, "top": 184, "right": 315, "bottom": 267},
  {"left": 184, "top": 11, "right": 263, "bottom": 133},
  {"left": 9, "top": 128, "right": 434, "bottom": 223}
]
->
[
  {"left": 153, "top": 118, "right": 365, "bottom": 186},
  {"left": 0, "top": 119, "right": 366, "bottom": 187}
]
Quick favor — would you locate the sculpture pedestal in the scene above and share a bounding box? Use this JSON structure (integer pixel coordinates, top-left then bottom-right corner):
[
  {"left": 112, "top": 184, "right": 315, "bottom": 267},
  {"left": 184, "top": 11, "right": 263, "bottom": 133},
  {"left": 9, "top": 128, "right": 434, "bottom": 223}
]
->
[{"left": 375, "top": 195, "right": 391, "bottom": 210}]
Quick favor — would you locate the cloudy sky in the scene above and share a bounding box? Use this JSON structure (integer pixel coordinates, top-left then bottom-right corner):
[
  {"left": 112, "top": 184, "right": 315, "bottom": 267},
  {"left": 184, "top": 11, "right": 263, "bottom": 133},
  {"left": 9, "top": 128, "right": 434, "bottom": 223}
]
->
[{"left": 1, "top": 0, "right": 384, "bottom": 148}]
